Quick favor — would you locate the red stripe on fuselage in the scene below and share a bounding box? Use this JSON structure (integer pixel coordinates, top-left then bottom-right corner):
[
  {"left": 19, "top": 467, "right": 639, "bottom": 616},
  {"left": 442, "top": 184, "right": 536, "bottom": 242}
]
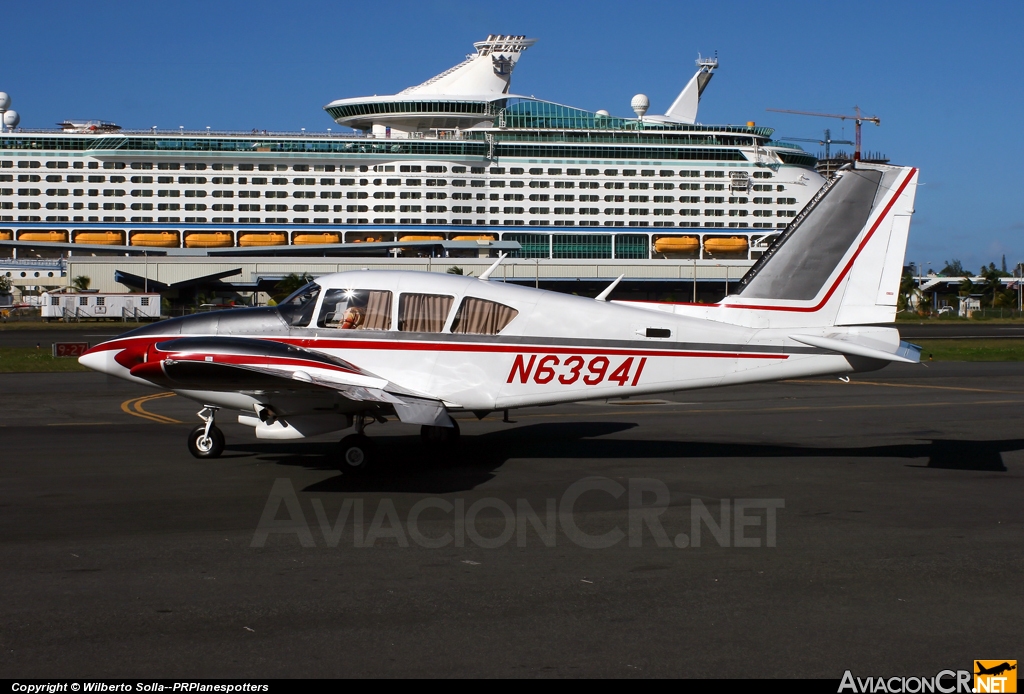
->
[
  {"left": 279, "top": 337, "right": 787, "bottom": 360},
  {"left": 87, "top": 335, "right": 789, "bottom": 362}
]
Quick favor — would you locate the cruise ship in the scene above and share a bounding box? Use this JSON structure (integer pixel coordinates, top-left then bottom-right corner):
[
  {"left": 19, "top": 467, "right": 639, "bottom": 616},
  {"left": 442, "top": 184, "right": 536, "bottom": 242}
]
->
[{"left": 0, "top": 35, "right": 826, "bottom": 301}]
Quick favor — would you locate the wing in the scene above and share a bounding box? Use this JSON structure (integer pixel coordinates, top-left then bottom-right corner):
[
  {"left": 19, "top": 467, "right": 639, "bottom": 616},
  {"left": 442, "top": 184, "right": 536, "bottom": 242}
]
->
[{"left": 125, "top": 336, "right": 452, "bottom": 427}]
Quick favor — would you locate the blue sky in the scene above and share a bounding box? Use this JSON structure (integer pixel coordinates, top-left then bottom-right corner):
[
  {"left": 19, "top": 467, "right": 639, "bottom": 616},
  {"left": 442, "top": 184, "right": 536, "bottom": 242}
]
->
[{"left": 3, "top": 0, "right": 1021, "bottom": 273}]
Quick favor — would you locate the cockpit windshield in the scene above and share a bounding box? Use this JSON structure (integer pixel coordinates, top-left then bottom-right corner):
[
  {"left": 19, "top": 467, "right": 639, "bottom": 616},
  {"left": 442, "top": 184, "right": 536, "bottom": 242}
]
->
[{"left": 277, "top": 282, "right": 321, "bottom": 327}]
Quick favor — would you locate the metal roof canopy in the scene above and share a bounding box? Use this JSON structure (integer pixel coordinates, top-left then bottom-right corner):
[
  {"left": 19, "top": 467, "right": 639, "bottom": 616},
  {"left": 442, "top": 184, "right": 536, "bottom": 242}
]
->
[
  {"left": 0, "top": 239, "right": 521, "bottom": 258},
  {"left": 114, "top": 267, "right": 242, "bottom": 294}
]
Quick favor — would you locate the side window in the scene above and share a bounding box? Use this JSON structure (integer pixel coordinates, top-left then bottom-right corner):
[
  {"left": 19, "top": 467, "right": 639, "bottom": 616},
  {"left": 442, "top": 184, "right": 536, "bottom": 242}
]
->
[
  {"left": 317, "top": 289, "right": 393, "bottom": 330},
  {"left": 450, "top": 297, "right": 519, "bottom": 335},
  {"left": 398, "top": 293, "right": 454, "bottom": 333}
]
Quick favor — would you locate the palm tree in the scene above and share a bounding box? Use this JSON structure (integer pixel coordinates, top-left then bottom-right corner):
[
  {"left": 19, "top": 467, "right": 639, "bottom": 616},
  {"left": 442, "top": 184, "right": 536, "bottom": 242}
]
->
[
  {"left": 71, "top": 275, "right": 91, "bottom": 292},
  {"left": 272, "top": 273, "right": 313, "bottom": 303},
  {"left": 979, "top": 267, "right": 1010, "bottom": 308},
  {"left": 898, "top": 271, "right": 917, "bottom": 312}
]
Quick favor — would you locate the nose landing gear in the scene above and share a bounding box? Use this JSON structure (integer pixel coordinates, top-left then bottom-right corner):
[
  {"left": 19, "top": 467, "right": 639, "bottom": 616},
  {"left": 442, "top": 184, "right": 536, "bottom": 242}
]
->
[{"left": 188, "top": 406, "right": 224, "bottom": 459}]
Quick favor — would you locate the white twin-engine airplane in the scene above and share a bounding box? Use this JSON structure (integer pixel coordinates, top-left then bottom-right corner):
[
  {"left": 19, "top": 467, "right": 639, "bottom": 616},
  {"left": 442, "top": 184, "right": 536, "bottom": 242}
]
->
[{"left": 81, "top": 163, "right": 920, "bottom": 471}]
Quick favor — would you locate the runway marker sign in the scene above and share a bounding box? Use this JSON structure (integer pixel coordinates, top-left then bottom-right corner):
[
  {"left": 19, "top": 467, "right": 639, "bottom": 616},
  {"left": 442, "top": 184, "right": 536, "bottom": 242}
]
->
[{"left": 53, "top": 342, "right": 89, "bottom": 358}]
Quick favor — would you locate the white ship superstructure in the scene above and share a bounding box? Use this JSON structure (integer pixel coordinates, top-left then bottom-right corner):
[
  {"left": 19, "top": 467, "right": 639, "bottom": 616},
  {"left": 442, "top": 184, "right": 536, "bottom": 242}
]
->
[{"left": 0, "top": 35, "right": 823, "bottom": 271}]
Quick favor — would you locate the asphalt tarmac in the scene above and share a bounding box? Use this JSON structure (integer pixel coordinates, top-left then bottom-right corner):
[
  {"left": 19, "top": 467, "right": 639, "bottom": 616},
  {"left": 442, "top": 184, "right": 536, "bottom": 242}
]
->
[{"left": 1, "top": 365, "right": 1022, "bottom": 678}]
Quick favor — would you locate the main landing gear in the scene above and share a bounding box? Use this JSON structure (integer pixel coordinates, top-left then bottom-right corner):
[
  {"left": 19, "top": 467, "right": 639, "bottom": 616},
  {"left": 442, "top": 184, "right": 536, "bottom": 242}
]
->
[
  {"left": 188, "top": 406, "right": 224, "bottom": 459},
  {"left": 338, "top": 413, "right": 376, "bottom": 473},
  {"left": 420, "top": 418, "right": 460, "bottom": 446}
]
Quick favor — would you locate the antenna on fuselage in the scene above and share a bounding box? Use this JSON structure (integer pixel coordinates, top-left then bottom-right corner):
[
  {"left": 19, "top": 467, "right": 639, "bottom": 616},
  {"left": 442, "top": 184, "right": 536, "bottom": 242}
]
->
[
  {"left": 595, "top": 274, "right": 624, "bottom": 301},
  {"left": 478, "top": 252, "right": 507, "bottom": 281}
]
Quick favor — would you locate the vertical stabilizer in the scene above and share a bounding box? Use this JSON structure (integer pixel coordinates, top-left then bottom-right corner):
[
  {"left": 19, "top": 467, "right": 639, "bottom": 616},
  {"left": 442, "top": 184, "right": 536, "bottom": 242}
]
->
[
  {"left": 663, "top": 55, "right": 718, "bottom": 124},
  {"left": 713, "top": 163, "right": 918, "bottom": 328}
]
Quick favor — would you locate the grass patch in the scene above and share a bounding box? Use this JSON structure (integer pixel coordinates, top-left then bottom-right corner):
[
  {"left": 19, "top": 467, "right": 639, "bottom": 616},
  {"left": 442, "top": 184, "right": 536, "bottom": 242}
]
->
[
  {"left": 0, "top": 347, "right": 89, "bottom": 373},
  {"left": 914, "top": 339, "right": 1024, "bottom": 362}
]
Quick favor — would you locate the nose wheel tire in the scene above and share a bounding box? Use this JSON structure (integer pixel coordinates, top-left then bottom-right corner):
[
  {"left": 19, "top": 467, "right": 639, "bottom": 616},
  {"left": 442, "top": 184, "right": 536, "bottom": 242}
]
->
[
  {"left": 339, "top": 433, "right": 374, "bottom": 473},
  {"left": 188, "top": 424, "right": 225, "bottom": 459},
  {"left": 420, "top": 419, "right": 460, "bottom": 446}
]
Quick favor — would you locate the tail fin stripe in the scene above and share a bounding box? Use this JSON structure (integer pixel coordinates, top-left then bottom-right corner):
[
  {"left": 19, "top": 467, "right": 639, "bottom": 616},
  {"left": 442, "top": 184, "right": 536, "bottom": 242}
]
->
[{"left": 724, "top": 167, "right": 917, "bottom": 313}]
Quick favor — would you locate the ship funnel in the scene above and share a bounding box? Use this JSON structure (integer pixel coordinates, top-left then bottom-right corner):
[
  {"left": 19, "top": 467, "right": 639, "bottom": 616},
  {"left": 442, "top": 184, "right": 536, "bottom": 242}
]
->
[{"left": 662, "top": 53, "right": 719, "bottom": 124}]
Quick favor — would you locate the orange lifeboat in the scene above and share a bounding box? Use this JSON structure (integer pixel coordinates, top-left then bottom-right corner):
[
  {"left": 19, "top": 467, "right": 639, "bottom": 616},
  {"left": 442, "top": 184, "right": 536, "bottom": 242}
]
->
[
  {"left": 399, "top": 235, "right": 444, "bottom": 242},
  {"left": 0, "top": 230, "right": 13, "bottom": 241},
  {"left": 653, "top": 236, "right": 700, "bottom": 254},
  {"left": 293, "top": 233, "right": 340, "bottom": 245},
  {"left": 703, "top": 236, "right": 749, "bottom": 254},
  {"left": 74, "top": 231, "right": 125, "bottom": 245},
  {"left": 130, "top": 232, "right": 179, "bottom": 248},
  {"left": 184, "top": 232, "right": 234, "bottom": 248},
  {"left": 18, "top": 230, "right": 68, "bottom": 243},
  {"left": 452, "top": 235, "right": 496, "bottom": 241},
  {"left": 238, "top": 232, "right": 287, "bottom": 247}
]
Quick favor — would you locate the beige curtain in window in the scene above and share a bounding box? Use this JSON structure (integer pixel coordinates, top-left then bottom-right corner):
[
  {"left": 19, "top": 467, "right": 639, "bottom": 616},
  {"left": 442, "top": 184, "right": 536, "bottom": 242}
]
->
[
  {"left": 451, "top": 297, "right": 519, "bottom": 335},
  {"left": 362, "top": 290, "right": 392, "bottom": 330},
  {"left": 399, "top": 293, "right": 454, "bottom": 332}
]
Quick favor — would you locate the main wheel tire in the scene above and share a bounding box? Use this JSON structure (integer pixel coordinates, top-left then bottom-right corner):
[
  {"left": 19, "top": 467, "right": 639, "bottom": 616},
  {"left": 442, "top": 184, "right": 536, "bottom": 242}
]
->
[
  {"left": 188, "top": 424, "right": 225, "bottom": 459},
  {"left": 338, "top": 433, "right": 374, "bottom": 473},
  {"left": 420, "top": 418, "right": 461, "bottom": 446}
]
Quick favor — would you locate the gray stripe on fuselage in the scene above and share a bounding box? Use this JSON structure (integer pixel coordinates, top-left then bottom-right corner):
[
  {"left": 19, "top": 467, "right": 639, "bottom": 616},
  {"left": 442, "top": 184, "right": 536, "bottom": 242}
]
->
[{"left": 287, "top": 328, "right": 825, "bottom": 355}]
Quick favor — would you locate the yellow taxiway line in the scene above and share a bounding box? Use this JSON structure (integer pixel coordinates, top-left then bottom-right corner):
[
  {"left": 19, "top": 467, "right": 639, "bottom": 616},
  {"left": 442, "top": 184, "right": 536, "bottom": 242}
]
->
[{"left": 120, "top": 392, "right": 183, "bottom": 424}]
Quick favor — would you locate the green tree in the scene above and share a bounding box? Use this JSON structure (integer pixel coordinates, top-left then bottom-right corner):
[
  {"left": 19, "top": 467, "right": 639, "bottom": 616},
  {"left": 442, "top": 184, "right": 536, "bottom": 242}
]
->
[
  {"left": 273, "top": 273, "right": 313, "bottom": 303},
  {"left": 979, "top": 266, "right": 1013, "bottom": 308},
  {"left": 897, "top": 269, "right": 919, "bottom": 311},
  {"left": 71, "top": 275, "right": 91, "bottom": 291},
  {"left": 446, "top": 266, "right": 472, "bottom": 276},
  {"left": 0, "top": 275, "right": 11, "bottom": 293},
  {"left": 940, "top": 259, "right": 965, "bottom": 276}
]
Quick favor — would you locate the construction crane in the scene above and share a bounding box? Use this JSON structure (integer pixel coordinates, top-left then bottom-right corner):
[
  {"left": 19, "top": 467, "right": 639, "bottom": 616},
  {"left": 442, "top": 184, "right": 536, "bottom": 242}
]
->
[
  {"left": 766, "top": 106, "right": 880, "bottom": 161},
  {"left": 778, "top": 129, "right": 854, "bottom": 161}
]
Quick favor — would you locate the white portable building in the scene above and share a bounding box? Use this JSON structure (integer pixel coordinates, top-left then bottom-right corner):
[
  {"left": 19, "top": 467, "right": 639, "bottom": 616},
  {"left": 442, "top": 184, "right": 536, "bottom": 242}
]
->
[{"left": 41, "top": 291, "right": 162, "bottom": 321}]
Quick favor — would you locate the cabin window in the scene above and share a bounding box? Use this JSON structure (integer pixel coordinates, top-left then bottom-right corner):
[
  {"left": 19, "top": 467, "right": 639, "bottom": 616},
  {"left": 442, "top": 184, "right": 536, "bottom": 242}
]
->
[
  {"left": 450, "top": 298, "right": 518, "bottom": 335},
  {"left": 318, "top": 289, "right": 392, "bottom": 330},
  {"left": 398, "top": 293, "right": 454, "bottom": 333}
]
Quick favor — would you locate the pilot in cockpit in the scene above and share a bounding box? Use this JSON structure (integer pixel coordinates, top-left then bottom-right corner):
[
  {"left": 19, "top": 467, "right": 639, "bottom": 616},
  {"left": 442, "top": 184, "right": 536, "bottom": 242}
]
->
[{"left": 340, "top": 306, "right": 364, "bottom": 329}]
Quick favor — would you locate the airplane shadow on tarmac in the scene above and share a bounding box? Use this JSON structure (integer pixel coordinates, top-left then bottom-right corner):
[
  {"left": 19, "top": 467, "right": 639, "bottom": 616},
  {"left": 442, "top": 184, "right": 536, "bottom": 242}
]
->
[{"left": 221, "top": 421, "right": 1021, "bottom": 493}]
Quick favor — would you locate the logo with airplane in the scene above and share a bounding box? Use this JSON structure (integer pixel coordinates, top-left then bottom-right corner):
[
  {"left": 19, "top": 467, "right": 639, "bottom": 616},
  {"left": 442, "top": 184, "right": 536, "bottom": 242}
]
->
[
  {"left": 79, "top": 164, "right": 920, "bottom": 473},
  {"left": 975, "top": 661, "right": 1017, "bottom": 693}
]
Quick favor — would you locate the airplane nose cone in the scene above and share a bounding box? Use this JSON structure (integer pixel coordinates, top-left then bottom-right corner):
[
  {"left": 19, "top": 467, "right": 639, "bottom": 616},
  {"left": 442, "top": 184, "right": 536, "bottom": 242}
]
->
[{"left": 78, "top": 347, "right": 113, "bottom": 374}]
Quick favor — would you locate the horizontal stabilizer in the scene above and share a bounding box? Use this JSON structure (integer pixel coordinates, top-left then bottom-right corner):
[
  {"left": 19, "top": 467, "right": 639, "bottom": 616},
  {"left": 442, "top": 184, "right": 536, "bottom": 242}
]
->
[{"left": 790, "top": 334, "right": 921, "bottom": 364}]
